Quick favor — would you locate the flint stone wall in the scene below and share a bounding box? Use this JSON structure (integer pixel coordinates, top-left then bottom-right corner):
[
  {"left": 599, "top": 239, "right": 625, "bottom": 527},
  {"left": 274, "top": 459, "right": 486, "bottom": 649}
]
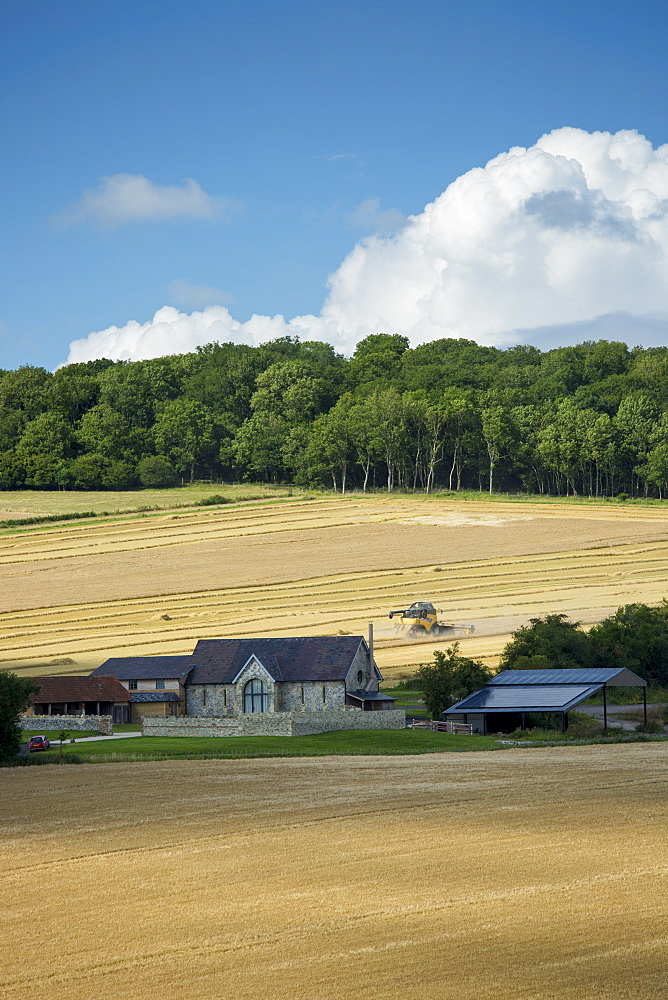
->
[
  {"left": 19, "top": 714, "right": 113, "bottom": 735},
  {"left": 186, "top": 679, "right": 347, "bottom": 716},
  {"left": 143, "top": 708, "right": 405, "bottom": 738}
]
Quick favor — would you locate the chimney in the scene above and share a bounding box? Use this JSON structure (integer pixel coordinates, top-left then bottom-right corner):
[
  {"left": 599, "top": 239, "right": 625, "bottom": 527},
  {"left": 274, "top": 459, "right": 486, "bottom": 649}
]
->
[{"left": 366, "top": 622, "right": 375, "bottom": 691}]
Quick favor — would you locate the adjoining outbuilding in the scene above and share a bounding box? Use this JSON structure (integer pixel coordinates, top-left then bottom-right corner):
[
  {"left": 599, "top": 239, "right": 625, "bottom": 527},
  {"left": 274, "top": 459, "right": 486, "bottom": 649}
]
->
[
  {"left": 444, "top": 667, "right": 648, "bottom": 735},
  {"left": 90, "top": 655, "right": 193, "bottom": 723},
  {"left": 25, "top": 675, "right": 131, "bottom": 724}
]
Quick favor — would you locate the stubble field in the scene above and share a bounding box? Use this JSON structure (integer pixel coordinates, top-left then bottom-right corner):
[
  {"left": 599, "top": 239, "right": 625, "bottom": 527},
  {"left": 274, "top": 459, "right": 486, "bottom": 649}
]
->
[
  {"left": 1, "top": 492, "right": 668, "bottom": 681},
  {"left": 2, "top": 745, "right": 668, "bottom": 1000}
]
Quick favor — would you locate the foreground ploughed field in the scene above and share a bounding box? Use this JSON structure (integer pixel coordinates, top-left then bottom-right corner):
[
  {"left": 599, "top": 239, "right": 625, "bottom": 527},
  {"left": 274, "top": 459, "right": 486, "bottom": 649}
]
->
[
  {"left": 2, "top": 744, "right": 667, "bottom": 1000},
  {"left": 1, "top": 493, "right": 668, "bottom": 679}
]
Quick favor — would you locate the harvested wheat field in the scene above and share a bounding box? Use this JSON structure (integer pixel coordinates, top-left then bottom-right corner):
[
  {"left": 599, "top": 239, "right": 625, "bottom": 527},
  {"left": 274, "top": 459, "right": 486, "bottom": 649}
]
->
[
  {"left": 1, "top": 493, "right": 668, "bottom": 680},
  {"left": 2, "top": 745, "right": 668, "bottom": 1000}
]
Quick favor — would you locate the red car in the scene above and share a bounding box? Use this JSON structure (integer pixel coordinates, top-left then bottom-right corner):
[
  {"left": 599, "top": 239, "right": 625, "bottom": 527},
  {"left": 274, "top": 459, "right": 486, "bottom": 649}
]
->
[{"left": 28, "top": 735, "right": 50, "bottom": 751}]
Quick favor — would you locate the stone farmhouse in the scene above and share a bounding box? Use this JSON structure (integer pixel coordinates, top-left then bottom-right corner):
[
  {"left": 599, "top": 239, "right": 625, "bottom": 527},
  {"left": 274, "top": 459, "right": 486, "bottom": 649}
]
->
[{"left": 92, "top": 635, "right": 402, "bottom": 735}]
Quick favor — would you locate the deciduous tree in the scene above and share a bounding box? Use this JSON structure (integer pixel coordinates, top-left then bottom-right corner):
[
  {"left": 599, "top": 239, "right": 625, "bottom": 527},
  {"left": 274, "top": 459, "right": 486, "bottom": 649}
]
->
[{"left": 0, "top": 672, "right": 38, "bottom": 759}]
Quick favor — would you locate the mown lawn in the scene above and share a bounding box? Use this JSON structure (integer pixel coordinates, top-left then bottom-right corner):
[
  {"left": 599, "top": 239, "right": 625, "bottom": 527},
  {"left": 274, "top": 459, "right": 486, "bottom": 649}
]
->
[{"left": 49, "top": 729, "right": 498, "bottom": 759}]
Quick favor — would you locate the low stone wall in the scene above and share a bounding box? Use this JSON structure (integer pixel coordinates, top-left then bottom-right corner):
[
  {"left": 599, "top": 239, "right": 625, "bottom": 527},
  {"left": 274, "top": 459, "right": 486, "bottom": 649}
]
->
[
  {"left": 291, "top": 709, "right": 406, "bottom": 736},
  {"left": 142, "top": 708, "right": 405, "bottom": 738},
  {"left": 140, "top": 717, "right": 244, "bottom": 738},
  {"left": 19, "top": 714, "right": 113, "bottom": 735}
]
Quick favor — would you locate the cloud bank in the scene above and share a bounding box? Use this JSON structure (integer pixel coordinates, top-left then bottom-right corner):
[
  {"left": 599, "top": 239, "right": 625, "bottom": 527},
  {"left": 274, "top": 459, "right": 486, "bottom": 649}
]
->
[
  {"left": 66, "top": 128, "right": 668, "bottom": 363},
  {"left": 57, "top": 174, "right": 234, "bottom": 227}
]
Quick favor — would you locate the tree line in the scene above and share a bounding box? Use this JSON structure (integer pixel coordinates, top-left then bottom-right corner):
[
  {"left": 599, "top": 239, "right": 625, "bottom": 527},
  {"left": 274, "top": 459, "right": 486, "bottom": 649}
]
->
[{"left": 3, "top": 333, "right": 668, "bottom": 495}]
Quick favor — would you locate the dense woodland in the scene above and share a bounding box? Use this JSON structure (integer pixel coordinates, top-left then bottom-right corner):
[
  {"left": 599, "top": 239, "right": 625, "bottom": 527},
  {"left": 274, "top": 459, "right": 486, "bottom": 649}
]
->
[{"left": 3, "top": 333, "right": 668, "bottom": 496}]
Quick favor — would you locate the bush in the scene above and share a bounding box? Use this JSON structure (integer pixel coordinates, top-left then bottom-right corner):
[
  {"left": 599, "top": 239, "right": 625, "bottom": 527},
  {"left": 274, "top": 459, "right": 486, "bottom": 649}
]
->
[
  {"left": 635, "top": 720, "right": 665, "bottom": 734},
  {"left": 67, "top": 454, "right": 112, "bottom": 490},
  {"left": 136, "top": 455, "right": 179, "bottom": 488},
  {"left": 197, "top": 494, "right": 230, "bottom": 506},
  {"left": 101, "top": 460, "right": 135, "bottom": 489},
  {"left": 567, "top": 711, "right": 603, "bottom": 738}
]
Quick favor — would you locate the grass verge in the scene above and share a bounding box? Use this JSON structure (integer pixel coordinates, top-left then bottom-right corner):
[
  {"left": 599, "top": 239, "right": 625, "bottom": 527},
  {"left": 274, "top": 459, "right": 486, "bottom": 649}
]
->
[{"left": 45, "top": 729, "right": 498, "bottom": 759}]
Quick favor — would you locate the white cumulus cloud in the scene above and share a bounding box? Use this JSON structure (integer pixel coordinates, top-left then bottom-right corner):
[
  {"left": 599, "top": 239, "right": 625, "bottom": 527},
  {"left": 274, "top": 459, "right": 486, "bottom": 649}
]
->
[
  {"left": 56, "top": 174, "right": 235, "bottom": 227},
  {"left": 65, "top": 127, "right": 668, "bottom": 363}
]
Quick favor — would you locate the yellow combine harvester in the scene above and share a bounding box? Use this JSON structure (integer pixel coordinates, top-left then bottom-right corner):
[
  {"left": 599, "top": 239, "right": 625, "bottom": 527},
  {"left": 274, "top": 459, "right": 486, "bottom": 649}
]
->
[{"left": 388, "top": 602, "right": 475, "bottom": 637}]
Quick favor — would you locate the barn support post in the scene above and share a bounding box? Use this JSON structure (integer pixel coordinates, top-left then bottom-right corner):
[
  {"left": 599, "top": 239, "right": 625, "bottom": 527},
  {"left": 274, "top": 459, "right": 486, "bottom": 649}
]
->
[
  {"left": 603, "top": 686, "right": 607, "bottom": 734},
  {"left": 643, "top": 687, "right": 647, "bottom": 725}
]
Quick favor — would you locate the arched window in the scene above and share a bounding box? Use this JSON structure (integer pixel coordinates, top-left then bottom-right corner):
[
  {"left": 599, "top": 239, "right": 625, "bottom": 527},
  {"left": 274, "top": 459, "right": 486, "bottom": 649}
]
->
[{"left": 243, "top": 678, "right": 268, "bottom": 713}]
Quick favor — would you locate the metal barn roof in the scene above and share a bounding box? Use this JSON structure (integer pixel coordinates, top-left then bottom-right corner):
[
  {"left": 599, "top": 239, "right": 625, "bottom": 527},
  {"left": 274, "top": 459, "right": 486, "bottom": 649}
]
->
[
  {"left": 445, "top": 683, "right": 604, "bottom": 715},
  {"left": 489, "top": 668, "right": 647, "bottom": 687}
]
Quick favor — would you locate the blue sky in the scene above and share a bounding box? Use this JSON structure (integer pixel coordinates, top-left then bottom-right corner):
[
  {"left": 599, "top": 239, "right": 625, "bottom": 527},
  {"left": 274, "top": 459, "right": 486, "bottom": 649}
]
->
[{"left": 2, "top": 0, "right": 668, "bottom": 369}]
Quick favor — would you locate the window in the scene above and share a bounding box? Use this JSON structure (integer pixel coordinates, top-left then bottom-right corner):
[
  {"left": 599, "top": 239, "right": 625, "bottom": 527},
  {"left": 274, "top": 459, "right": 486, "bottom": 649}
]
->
[
  {"left": 356, "top": 670, "right": 364, "bottom": 686},
  {"left": 156, "top": 679, "right": 165, "bottom": 689},
  {"left": 300, "top": 685, "right": 304, "bottom": 704},
  {"left": 128, "top": 680, "right": 137, "bottom": 690},
  {"left": 223, "top": 688, "right": 227, "bottom": 707},
  {"left": 243, "top": 678, "right": 268, "bottom": 713},
  {"left": 202, "top": 687, "right": 207, "bottom": 707},
  {"left": 322, "top": 685, "right": 326, "bottom": 704}
]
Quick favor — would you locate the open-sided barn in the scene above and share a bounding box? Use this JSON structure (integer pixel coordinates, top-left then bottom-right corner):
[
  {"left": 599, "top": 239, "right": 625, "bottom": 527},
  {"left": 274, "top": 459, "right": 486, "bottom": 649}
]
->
[
  {"left": 26, "top": 675, "right": 131, "bottom": 723},
  {"left": 444, "top": 667, "right": 648, "bottom": 734}
]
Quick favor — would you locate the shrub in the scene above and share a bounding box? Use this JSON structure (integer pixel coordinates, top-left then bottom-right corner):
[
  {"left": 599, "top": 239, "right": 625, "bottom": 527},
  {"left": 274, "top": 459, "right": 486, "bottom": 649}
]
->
[
  {"left": 197, "top": 494, "right": 230, "bottom": 506},
  {"left": 136, "top": 455, "right": 179, "bottom": 488},
  {"left": 635, "top": 720, "right": 665, "bottom": 734},
  {"left": 67, "top": 454, "right": 112, "bottom": 489},
  {"left": 566, "top": 711, "right": 603, "bottom": 738}
]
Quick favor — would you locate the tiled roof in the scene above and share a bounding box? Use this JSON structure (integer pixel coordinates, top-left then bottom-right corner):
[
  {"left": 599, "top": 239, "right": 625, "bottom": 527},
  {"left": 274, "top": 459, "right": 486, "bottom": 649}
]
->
[
  {"left": 30, "top": 675, "right": 131, "bottom": 704},
  {"left": 91, "top": 656, "right": 194, "bottom": 681},
  {"left": 190, "top": 636, "right": 368, "bottom": 684},
  {"left": 129, "top": 691, "right": 181, "bottom": 703}
]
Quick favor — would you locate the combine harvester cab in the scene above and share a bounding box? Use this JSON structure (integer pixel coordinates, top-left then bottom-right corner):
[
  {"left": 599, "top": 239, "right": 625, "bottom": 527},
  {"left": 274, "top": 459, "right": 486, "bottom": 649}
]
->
[{"left": 388, "top": 602, "right": 475, "bottom": 638}]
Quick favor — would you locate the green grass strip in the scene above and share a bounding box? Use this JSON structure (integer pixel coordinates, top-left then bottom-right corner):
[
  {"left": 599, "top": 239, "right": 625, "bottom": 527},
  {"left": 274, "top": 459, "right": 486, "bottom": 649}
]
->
[{"left": 50, "top": 729, "right": 497, "bottom": 758}]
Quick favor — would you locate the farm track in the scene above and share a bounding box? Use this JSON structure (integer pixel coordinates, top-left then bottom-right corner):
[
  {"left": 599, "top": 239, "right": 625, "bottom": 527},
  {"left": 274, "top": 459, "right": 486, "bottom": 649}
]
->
[{"left": 1, "top": 493, "right": 667, "bottom": 680}]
